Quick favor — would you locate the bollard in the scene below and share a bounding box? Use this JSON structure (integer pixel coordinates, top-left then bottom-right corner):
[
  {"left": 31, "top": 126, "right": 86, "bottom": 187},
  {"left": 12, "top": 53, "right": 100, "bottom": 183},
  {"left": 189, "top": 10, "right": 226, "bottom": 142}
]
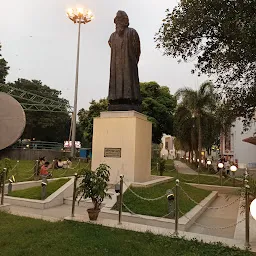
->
[
  {"left": 175, "top": 179, "right": 179, "bottom": 235},
  {"left": 245, "top": 180, "right": 250, "bottom": 247},
  {"left": 8, "top": 180, "right": 12, "bottom": 194},
  {"left": 220, "top": 168, "right": 223, "bottom": 186},
  {"left": 232, "top": 172, "right": 236, "bottom": 187},
  {"left": 1, "top": 168, "right": 7, "bottom": 205},
  {"left": 198, "top": 169, "right": 200, "bottom": 184},
  {"left": 78, "top": 159, "right": 81, "bottom": 169},
  {"left": 34, "top": 160, "right": 39, "bottom": 180},
  {"left": 118, "top": 175, "right": 124, "bottom": 224},
  {"left": 166, "top": 189, "right": 175, "bottom": 218},
  {"left": 41, "top": 176, "right": 47, "bottom": 200},
  {"left": 71, "top": 173, "right": 78, "bottom": 217},
  {"left": 156, "top": 163, "right": 159, "bottom": 174}
]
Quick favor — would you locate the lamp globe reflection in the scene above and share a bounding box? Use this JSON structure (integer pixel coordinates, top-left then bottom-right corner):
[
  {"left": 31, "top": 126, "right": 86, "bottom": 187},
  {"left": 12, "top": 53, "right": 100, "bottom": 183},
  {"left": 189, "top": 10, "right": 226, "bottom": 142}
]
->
[
  {"left": 218, "top": 163, "right": 224, "bottom": 169},
  {"left": 250, "top": 198, "right": 256, "bottom": 220},
  {"left": 230, "top": 165, "right": 237, "bottom": 172}
]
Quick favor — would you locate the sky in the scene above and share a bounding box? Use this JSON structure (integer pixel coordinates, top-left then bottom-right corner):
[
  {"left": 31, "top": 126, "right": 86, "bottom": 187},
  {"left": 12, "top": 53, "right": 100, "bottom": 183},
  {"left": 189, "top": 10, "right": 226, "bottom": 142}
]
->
[{"left": 0, "top": 0, "right": 207, "bottom": 110}]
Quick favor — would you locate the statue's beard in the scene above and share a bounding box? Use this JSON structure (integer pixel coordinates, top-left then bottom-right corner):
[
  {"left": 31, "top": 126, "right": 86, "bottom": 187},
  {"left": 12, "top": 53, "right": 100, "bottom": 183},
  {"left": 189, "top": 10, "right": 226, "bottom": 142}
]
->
[{"left": 116, "top": 25, "right": 125, "bottom": 36}]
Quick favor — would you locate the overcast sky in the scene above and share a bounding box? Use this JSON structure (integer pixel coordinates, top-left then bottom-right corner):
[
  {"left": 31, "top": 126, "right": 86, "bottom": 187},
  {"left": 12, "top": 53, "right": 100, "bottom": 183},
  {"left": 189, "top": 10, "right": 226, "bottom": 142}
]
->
[{"left": 0, "top": 0, "right": 207, "bottom": 110}]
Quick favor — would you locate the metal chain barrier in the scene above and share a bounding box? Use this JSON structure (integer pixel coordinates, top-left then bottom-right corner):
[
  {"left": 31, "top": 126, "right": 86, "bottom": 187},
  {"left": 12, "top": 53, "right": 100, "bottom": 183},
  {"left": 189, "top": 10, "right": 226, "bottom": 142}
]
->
[
  {"left": 122, "top": 202, "right": 173, "bottom": 220},
  {"left": 180, "top": 208, "right": 245, "bottom": 230},
  {"left": 179, "top": 185, "right": 241, "bottom": 210},
  {"left": 123, "top": 179, "right": 174, "bottom": 201},
  {"left": 179, "top": 175, "right": 198, "bottom": 183}
]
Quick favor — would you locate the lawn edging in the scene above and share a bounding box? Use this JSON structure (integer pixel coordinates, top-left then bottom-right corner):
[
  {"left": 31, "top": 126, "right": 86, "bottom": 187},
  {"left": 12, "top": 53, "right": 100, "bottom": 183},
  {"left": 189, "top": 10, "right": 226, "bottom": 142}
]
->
[
  {"left": 4, "top": 178, "right": 74, "bottom": 209},
  {"left": 188, "top": 183, "right": 240, "bottom": 194},
  {"left": 0, "top": 204, "right": 10, "bottom": 212},
  {"left": 100, "top": 191, "right": 218, "bottom": 231}
]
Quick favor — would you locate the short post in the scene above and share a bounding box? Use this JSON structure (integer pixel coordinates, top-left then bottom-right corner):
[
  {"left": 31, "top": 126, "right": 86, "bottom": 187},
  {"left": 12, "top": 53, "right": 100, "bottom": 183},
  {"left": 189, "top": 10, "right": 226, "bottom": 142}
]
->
[
  {"left": 118, "top": 175, "right": 124, "bottom": 225},
  {"left": 175, "top": 179, "right": 179, "bottom": 235},
  {"left": 245, "top": 180, "right": 250, "bottom": 247},
  {"left": 198, "top": 168, "right": 200, "bottom": 184},
  {"left": 166, "top": 189, "right": 175, "bottom": 218},
  {"left": 71, "top": 173, "right": 78, "bottom": 217},
  {"left": 1, "top": 168, "right": 6, "bottom": 205},
  {"left": 232, "top": 172, "right": 235, "bottom": 187},
  {"left": 8, "top": 179, "right": 13, "bottom": 194},
  {"left": 41, "top": 177, "right": 47, "bottom": 200},
  {"left": 34, "top": 160, "right": 39, "bottom": 180},
  {"left": 156, "top": 162, "right": 159, "bottom": 175},
  {"left": 78, "top": 159, "right": 81, "bottom": 169}
]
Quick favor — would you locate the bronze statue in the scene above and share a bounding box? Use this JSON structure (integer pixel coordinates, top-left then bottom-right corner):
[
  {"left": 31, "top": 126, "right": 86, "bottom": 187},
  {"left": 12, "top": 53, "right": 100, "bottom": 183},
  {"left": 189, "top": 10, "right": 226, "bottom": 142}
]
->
[{"left": 108, "top": 11, "right": 141, "bottom": 112}]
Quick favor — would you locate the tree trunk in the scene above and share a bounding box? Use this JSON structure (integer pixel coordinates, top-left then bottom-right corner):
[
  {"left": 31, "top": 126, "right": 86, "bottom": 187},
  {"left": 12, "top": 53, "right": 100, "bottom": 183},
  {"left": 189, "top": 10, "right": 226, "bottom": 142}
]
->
[{"left": 198, "top": 116, "right": 202, "bottom": 169}]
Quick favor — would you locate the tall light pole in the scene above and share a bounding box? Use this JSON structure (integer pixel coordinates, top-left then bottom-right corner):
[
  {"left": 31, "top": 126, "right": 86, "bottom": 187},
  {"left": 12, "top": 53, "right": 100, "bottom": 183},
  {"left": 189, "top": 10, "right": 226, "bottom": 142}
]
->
[{"left": 66, "top": 7, "right": 94, "bottom": 157}]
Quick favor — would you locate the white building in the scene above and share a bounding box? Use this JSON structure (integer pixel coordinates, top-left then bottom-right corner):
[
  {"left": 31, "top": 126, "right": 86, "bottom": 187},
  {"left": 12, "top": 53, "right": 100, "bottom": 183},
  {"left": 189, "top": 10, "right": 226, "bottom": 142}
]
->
[
  {"left": 220, "top": 118, "right": 256, "bottom": 168},
  {"left": 160, "top": 134, "right": 178, "bottom": 160}
]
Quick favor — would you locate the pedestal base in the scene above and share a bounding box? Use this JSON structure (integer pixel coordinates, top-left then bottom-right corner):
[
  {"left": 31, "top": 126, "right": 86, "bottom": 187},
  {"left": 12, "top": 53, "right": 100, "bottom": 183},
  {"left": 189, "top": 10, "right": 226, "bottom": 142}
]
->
[{"left": 91, "top": 111, "right": 152, "bottom": 183}]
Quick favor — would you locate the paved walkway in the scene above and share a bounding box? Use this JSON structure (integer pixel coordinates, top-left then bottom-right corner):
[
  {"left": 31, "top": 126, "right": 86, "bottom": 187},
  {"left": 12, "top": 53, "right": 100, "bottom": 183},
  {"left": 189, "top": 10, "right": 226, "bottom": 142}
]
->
[
  {"left": 188, "top": 194, "right": 240, "bottom": 238},
  {"left": 174, "top": 160, "right": 197, "bottom": 175}
]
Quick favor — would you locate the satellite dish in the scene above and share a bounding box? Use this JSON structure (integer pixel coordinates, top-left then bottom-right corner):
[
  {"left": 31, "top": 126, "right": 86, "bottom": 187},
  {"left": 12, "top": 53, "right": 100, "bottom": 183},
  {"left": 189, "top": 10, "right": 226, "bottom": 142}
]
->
[{"left": 0, "top": 92, "right": 26, "bottom": 150}]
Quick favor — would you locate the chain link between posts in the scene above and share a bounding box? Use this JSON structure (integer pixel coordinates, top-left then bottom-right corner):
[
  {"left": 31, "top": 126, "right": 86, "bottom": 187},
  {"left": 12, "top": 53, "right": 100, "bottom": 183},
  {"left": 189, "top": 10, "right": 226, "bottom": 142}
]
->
[
  {"left": 180, "top": 208, "right": 245, "bottom": 230},
  {"left": 179, "top": 185, "right": 241, "bottom": 210},
  {"left": 123, "top": 179, "right": 175, "bottom": 201},
  {"left": 122, "top": 202, "right": 173, "bottom": 220}
]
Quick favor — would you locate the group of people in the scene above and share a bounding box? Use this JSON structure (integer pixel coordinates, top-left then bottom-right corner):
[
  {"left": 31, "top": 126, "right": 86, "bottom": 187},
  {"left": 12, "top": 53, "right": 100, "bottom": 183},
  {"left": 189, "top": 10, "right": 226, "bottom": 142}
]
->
[
  {"left": 38, "top": 157, "right": 72, "bottom": 178},
  {"left": 216, "top": 156, "right": 237, "bottom": 176}
]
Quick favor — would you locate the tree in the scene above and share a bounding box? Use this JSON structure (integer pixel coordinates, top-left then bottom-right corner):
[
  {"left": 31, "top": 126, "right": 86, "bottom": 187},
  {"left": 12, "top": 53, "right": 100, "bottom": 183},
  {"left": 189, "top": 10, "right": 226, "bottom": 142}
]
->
[
  {"left": 78, "top": 99, "right": 108, "bottom": 147},
  {"left": 155, "top": 0, "right": 256, "bottom": 125},
  {"left": 0, "top": 43, "right": 9, "bottom": 84},
  {"left": 175, "top": 81, "right": 216, "bottom": 166},
  {"left": 2, "top": 79, "right": 71, "bottom": 142},
  {"left": 78, "top": 82, "right": 177, "bottom": 145},
  {"left": 141, "top": 82, "right": 177, "bottom": 143}
]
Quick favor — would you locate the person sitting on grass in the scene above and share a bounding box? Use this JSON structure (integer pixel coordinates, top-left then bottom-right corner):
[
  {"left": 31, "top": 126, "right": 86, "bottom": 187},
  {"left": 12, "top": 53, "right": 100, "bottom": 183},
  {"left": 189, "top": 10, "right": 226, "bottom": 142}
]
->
[
  {"left": 57, "top": 159, "right": 64, "bottom": 169},
  {"left": 40, "top": 162, "right": 52, "bottom": 178}
]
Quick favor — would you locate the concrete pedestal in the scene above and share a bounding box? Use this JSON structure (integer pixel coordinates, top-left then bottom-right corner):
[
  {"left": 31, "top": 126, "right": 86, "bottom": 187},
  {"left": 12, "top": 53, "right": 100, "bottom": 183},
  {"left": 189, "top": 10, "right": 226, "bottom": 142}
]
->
[{"left": 91, "top": 111, "right": 152, "bottom": 183}]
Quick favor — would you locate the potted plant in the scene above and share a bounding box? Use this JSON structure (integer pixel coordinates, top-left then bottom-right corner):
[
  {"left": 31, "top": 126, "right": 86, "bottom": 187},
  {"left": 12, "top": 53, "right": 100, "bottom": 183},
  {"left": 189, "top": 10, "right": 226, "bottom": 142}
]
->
[{"left": 77, "top": 164, "right": 111, "bottom": 221}]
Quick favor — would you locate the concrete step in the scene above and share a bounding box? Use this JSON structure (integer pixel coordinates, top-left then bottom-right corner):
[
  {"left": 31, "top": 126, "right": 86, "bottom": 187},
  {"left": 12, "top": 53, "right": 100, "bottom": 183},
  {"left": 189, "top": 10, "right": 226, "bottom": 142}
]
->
[{"left": 64, "top": 189, "right": 117, "bottom": 209}]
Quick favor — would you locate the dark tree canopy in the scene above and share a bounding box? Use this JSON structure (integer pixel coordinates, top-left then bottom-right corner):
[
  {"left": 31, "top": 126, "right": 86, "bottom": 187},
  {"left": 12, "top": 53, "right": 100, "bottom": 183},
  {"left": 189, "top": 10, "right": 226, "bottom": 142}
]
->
[
  {"left": 2, "top": 79, "right": 71, "bottom": 143},
  {"left": 0, "top": 43, "right": 9, "bottom": 84},
  {"left": 78, "top": 82, "right": 177, "bottom": 145},
  {"left": 156, "top": 0, "right": 256, "bottom": 124}
]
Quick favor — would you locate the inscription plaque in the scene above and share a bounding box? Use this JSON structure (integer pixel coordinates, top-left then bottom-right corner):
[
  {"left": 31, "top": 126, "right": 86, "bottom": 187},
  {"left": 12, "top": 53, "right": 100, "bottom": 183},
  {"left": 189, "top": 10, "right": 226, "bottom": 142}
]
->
[{"left": 104, "top": 148, "right": 121, "bottom": 158}]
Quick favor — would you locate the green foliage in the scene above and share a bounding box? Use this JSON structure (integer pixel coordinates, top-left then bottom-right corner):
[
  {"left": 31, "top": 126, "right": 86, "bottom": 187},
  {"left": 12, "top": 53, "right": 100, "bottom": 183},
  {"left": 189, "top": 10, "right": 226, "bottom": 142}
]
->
[
  {"left": 78, "top": 99, "right": 108, "bottom": 147},
  {"left": 2, "top": 79, "right": 72, "bottom": 142},
  {"left": 77, "top": 164, "right": 111, "bottom": 210},
  {"left": 155, "top": 0, "right": 256, "bottom": 126},
  {"left": 0, "top": 43, "right": 9, "bottom": 84},
  {"left": 8, "top": 178, "right": 69, "bottom": 200},
  {"left": 0, "top": 211, "right": 252, "bottom": 256},
  {"left": 141, "top": 82, "right": 177, "bottom": 143},
  {"left": 78, "top": 82, "right": 177, "bottom": 145},
  {"left": 174, "top": 81, "right": 217, "bottom": 162},
  {"left": 117, "top": 180, "right": 211, "bottom": 217}
]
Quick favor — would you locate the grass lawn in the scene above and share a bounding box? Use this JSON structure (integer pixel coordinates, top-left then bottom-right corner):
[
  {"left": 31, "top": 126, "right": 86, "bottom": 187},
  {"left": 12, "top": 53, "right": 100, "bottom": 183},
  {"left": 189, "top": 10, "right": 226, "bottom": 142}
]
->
[
  {"left": 114, "top": 181, "right": 211, "bottom": 218},
  {"left": 0, "top": 212, "right": 252, "bottom": 256},
  {"left": 8, "top": 178, "right": 70, "bottom": 200},
  {"left": 152, "top": 167, "right": 244, "bottom": 188},
  {"left": 6, "top": 159, "right": 90, "bottom": 182}
]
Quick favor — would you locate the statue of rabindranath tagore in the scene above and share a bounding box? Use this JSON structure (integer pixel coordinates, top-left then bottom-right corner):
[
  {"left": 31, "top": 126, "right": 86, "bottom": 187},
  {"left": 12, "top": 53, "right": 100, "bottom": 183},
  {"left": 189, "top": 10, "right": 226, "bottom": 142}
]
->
[{"left": 108, "top": 10, "right": 141, "bottom": 112}]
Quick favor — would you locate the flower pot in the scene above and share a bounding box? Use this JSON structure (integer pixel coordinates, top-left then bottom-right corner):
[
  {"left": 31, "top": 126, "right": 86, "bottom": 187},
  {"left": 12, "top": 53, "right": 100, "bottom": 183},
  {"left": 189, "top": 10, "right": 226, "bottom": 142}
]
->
[{"left": 87, "top": 208, "right": 100, "bottom": 221}]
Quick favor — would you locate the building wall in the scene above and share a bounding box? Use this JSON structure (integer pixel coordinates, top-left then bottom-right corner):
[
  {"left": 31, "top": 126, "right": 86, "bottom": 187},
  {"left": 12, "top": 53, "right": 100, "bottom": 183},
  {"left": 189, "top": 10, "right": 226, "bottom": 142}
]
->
[
  {"left": 160, "top": 135, "right": 176, "bottom": 159},
  {"left": 231, "top": 119, "right": 256, "bottom": 168}
]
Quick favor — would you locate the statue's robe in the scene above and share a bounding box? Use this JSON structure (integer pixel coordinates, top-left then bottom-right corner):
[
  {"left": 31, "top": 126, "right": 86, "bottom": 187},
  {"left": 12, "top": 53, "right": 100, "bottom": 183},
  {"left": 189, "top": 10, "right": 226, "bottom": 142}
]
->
[{"left": 108, "top": 27, "right": 141, "bottom": 110}]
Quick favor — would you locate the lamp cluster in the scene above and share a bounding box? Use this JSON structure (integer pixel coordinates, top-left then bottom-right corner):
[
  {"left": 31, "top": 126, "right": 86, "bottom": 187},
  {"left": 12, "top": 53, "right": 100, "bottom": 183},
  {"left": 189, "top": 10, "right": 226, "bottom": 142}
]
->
[{"left": 67, "top": 8, "right": 94, "bottom": 24}]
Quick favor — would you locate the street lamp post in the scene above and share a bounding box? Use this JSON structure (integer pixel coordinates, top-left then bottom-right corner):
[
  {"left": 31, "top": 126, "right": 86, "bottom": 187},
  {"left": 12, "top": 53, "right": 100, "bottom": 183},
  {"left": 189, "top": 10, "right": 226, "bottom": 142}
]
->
[
  {"left": 218, "top": 162, "right": 224, "bottom": 186},
  {"left": 66, "top": 7, "right": 94, "bottom": 157},
  {"left": 230, "top": 165, "right": 237, "bottom": 187}
]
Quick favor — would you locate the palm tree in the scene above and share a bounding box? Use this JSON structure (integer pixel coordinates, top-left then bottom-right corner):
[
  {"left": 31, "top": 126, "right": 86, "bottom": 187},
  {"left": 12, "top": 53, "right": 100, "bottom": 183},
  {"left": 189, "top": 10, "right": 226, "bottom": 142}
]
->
[{"left": 175, "top": 81, "right": 216, "bottom": 168}]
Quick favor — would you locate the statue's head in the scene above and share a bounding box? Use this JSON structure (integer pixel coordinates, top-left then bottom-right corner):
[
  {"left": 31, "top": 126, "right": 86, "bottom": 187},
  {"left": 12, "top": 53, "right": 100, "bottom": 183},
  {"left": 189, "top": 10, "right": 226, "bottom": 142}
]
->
[{"left": 114, "top": 10, "right": 129, "bottom": 35}]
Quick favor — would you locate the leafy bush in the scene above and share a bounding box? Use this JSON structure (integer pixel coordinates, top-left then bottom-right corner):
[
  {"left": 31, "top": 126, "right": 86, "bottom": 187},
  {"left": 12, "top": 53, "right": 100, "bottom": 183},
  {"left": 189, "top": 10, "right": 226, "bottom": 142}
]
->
[{"left": 77, "top": 164, "right": 111, "bottom": 210}]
